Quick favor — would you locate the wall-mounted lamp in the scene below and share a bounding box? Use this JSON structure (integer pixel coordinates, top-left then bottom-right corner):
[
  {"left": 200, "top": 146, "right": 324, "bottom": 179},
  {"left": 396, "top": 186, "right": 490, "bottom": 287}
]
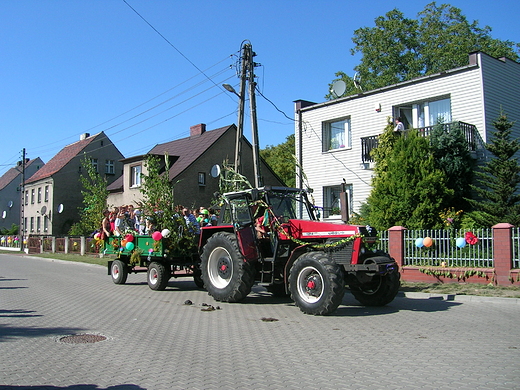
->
[{"left": 374, "top": 103, "right": 381, "bottom": 112}]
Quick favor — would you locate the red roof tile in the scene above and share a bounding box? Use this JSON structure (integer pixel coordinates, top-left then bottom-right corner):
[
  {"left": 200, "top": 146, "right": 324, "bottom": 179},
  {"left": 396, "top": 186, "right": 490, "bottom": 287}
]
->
[
  {"left": 0, "top": 158, "right": 43, "bottom": 190},
  {"left": 148, "top": 125, "right": 234, "bottom": 180},
  {"left": 25, "top": 133, "right": 99, "bottom": 184}
]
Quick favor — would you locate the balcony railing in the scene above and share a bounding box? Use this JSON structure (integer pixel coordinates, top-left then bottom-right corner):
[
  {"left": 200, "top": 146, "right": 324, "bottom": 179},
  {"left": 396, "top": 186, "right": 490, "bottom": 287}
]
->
[{"left": 361, "top": 121, "right": 483, "bottom": 163}]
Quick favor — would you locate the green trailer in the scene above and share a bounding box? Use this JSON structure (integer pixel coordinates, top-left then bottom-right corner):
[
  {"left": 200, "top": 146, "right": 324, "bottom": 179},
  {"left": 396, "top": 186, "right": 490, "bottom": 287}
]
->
[{"left": 106, "top": 235, "right": 202, "bottom": 290}]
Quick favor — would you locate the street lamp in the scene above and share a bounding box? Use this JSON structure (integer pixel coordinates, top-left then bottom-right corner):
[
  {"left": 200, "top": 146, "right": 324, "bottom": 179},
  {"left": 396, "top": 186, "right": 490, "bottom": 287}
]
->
[{"left": 222, "top": 83, "right": 239, "bottom": 96}]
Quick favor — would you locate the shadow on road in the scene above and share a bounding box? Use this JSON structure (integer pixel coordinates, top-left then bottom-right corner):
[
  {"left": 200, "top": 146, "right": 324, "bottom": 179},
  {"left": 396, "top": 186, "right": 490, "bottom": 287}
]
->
[
  {"left": 0, "top": 385, "right": 145, "bottom": 390},
  {"left": 0, "top": 323, "right": 85, "bottom": 342}
]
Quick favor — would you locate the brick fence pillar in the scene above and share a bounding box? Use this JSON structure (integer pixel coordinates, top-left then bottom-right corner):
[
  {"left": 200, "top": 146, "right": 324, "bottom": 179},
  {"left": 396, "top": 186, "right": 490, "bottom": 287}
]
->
[
  {"left": 388, "top": 226, "right": 406, "bottom": 268},
  {"left": 492, "top": 223, "right": 513, "bottom": 286}
]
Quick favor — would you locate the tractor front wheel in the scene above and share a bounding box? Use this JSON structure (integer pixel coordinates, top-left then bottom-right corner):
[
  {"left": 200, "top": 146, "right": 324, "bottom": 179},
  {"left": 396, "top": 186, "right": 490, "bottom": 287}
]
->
[{"left": 289, "top": 252, "right": 345, "bottom": 315}]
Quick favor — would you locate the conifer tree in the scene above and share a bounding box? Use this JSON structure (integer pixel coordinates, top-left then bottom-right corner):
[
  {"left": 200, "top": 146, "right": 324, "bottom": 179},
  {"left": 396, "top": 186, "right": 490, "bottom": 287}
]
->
[
  {"left": 368, "top": 125, "right": 453, "bottom": 230},
  {"left": 430, "top": 122, "right": 475, "bottom": 210},
  {"left": 468, "top": 113, "right": 520, "bottom": 226}
]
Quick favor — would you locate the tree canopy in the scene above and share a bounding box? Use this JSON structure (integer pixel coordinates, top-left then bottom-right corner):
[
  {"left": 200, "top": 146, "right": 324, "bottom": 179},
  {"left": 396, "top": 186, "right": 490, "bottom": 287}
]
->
[
  {"left": 260, "top": 134, "right": 296, "bottom": 187},
  {"left": 328, "top": 2, "right": 520, "bottom": 98}
]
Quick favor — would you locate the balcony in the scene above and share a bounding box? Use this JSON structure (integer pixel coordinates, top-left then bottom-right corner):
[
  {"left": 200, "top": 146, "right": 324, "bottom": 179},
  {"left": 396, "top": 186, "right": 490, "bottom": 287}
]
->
[{"left": 361, "top": 121, "right": 482, "bottom": 163}]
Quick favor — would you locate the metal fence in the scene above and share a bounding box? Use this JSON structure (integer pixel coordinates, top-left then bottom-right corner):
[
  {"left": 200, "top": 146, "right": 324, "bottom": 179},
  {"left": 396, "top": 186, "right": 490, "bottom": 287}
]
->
[
  {"left": 377, "top": 228, "right": 494, "bottom": 268},
  {"left": 513, "top": 227, "right": 520, "bottom": 269}
]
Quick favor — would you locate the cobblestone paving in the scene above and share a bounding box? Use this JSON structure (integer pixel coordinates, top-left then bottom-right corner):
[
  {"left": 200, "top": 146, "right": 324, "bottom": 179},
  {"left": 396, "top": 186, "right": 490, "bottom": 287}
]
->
[{"left": 1, "top": 254, "right": 519, "bottom": 390}]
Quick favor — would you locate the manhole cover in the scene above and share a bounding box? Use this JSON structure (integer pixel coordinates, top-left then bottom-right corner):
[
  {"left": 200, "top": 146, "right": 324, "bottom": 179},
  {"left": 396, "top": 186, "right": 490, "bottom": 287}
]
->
[{"left": 59, "top": 334, "right": 107, "bottom": 344}]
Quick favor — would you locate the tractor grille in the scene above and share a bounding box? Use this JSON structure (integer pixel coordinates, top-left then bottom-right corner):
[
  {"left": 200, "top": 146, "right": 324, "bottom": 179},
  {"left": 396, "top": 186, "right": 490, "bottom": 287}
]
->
[{"left": 327, "top": 241, "right": 353, "bottom": 265}]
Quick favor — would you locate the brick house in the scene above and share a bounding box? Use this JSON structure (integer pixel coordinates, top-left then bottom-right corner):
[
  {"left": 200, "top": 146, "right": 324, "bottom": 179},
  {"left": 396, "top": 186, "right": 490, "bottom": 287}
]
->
[
  {"left": 107, "top": 123, "right": 284, "bottom": 209},
  {"left": 24, "top": 132, "right": 124, "bottom": 236},
  {"left": 0, "top": 158, "right": 44, "bottom": 232}
]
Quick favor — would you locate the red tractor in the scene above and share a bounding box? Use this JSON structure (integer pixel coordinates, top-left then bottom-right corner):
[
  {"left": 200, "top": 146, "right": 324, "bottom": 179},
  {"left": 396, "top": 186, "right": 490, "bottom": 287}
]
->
[{"left": 199, "top": 186, "right": 400, "bottom": 315}]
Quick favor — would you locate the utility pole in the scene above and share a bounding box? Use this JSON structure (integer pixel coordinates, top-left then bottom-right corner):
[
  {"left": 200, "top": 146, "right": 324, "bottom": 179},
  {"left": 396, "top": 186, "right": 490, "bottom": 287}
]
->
[
  {"left": 20, "top": 148, "right": 26, "bottom": 253},
  {"left": 226, "top": 41, "right": 262, "bottom": 188}
]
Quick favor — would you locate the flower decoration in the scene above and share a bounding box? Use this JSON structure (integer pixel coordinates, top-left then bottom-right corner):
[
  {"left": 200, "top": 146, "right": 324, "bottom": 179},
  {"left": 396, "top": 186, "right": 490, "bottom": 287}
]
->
[{"left": 465, "top": 231, "right": 479, "bottom": 245}]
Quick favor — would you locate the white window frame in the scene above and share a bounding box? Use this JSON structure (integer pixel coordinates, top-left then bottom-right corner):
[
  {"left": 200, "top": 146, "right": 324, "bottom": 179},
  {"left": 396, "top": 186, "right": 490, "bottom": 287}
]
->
[
  {"left": 323, "top": 118, "right": 351, "bottom": 152},
  {"left": 105, "top": 159, "right": 115, "bottom": 174},
  {"left": 323, "top": 184, "right": 353, "bottom": 219},
  {"left": 130, "top": 165, "right": 142, "bottom": 188},
  {"left": 198, "top": 172, "right": 206, "bottom": 186}
]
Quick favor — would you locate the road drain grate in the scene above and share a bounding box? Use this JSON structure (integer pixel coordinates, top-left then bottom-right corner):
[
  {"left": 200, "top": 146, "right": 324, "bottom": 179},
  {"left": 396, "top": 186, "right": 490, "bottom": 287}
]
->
[{"left": 59, "top": 334, "right": 107, "bottom": 344}]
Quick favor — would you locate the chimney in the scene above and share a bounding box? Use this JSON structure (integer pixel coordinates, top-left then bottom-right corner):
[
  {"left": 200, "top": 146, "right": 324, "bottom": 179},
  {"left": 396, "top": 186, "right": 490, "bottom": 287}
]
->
[
  {"left": 80, "top": 133, "right": 90, "bottom": 140},
  {"left": 190, "top": 123, "right": 206, "bottom": 137}
]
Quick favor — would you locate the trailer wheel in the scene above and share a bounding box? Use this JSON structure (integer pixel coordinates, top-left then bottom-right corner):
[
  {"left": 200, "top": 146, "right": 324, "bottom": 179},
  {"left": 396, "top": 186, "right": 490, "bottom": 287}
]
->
[
  {"left": 201, "top": 232, "right": 254, "bottom": 302},
  {"left": 147, "top": 262, "right": 169, "bottom": 291},
  {"left": 111, "top": 260, "right": 128, "bottom": 285},
  {"left": 349, "top": 267, "right": 400, "bottom": 306},
  {"left": 289, "top": 252, "right": 345, "bottom": 315}
]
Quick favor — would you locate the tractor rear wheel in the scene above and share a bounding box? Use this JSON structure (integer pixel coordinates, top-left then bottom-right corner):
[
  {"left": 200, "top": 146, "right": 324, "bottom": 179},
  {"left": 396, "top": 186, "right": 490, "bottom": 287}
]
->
[
  {"left": 201, "top": 232, "right": 255, "bottom": 302},
  {"left": 289, "top": 252, "right": 345, "bottom": 315}
]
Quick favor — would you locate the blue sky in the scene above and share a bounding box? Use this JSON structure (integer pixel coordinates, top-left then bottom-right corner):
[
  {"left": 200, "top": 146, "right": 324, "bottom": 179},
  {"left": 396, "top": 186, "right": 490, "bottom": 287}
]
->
[{"left": 1, "top": 0, "right": 519, "bottom": 177}]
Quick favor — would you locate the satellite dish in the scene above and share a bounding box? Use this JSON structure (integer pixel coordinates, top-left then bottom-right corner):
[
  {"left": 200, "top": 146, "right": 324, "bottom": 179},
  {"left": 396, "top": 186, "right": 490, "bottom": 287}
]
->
[
  {"left": 330, "top": 80, "right": 346, "bottom": 98},
  {"left": 57, "top": 204, "right": 64, "bottom": 213},
  {"left": 210, "top": 164, "right": 221, "bottom": 178},
  {"left": 353, "top": 72, "right": 363, "bottom": 92},
  {"left": 8, "top": 201, "right": 13, "bottom": 208},
  {"left": 2, "top": 211, "right": 6, "bottom": 219},
  {"left": 41, "top": 206, "right": 47, "bottom": 215}
]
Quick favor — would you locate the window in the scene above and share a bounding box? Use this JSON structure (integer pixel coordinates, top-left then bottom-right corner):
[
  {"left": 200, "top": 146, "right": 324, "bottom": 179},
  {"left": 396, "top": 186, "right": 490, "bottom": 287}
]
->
[
  {"left": 24, "top": 217, "right": 27, "bottom": 233},
  {"left": 37, "top": 187, "right": 42, "bottom": 203},
  {"left": 44, "top": 216, "right": 48, "bottom": 232},
  {"left": 323, "top": 118, "right": 351, "bottom": 151},
  {"left": 25, "top": 190, "right": 29, "bottom": 205},
  {"left": 398, "top": 97, "right": 451, "bottom": 129},
  {"left": 105, "top": 160, "right": 115, "bottom": 174},
  {"left": 31, "top": 189, "right": 35, "bottom": 204},
  {"left": 198, "top": 172, "right": 206, "bottom": 186},
  {"left": 36, "top": 216, "right": 41, "bottom": 233},
  {"left": 323, "top": 184, "right": 352, "bottom": 219},
  {"left": 90, "top": 158, "right": 98, "bottom": 172},
  {"left": 30, "top": 217, "right": 34, "bottom": 233},
  {"left": 130, "top": 165, "right": 142, "bottom": 187},
  {"left": 45, "top": 185, "right": 49, "bottom": 202}
]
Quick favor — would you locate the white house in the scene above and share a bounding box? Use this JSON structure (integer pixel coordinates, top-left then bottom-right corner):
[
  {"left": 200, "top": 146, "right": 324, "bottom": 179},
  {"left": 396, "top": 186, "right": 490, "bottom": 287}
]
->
[{"left": 294, "top": 52, "right": 520, "bottom": 219}]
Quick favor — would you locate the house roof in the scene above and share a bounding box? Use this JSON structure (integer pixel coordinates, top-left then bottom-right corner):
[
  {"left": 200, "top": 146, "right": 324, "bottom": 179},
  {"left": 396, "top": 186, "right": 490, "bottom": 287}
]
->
[
  {"left": 148, "top": 125, "right": 234, "bottom": 181},
  {"left": 0, "top": 158, "right": 43, "bottom": 190},
  {"left": 25, "top": 133, "right": 100, "bottom": 184}
]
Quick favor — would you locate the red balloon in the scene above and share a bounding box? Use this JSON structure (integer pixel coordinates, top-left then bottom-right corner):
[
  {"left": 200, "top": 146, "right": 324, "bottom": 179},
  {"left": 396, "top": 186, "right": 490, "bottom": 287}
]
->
[
  {"left": 125, "top": 234, "right": 134, "bottom": 242},
  {"left": 152, "top": 231, "right": 163, "bottom": 241}
]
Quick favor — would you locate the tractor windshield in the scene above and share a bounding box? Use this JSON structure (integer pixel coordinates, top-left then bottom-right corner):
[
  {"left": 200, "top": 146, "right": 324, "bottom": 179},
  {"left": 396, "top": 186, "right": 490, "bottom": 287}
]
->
[{"left": 265, "top": 188, "right": 316, "bottom": 221}]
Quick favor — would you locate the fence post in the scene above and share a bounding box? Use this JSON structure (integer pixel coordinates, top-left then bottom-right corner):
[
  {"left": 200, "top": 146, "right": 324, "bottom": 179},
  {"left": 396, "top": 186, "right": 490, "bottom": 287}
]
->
[
  {"left": 64, "top": 236, "right": 69, "bottom": 254},
  {"left": 492, "top": 223, "right": 513, "bottom": 286},
  {"left": 52, "top": 236, "right": 56, "bottom": 253},
  {"left": 388, "top": 226, "right": 406, "bottom": 268},
  {"left": 80, "top": 236, "right": 86, "bottom": 256}
]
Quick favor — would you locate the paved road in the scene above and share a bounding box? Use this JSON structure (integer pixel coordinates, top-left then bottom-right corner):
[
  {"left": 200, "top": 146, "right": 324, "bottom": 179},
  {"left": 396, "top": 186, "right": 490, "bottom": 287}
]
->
[{"left": 1, "top": 254, "right": 519, "bottom": 390}]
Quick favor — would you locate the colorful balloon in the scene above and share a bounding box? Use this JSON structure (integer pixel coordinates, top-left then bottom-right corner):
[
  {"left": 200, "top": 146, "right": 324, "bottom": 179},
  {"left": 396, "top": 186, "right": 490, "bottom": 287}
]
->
[
  {"left": 152, "top": 231, "right": 163, "bottom": 241},
  {"left": 415, "top": 238, "right": 424, "bottom": 248},
  {"left": 161, "top": 229, "right": 171, "bottom": 238},
  {"left": 125, "top": 234, "right": 134, "bottom": 242},
  {"left": 423, "top": 237, "right": 433, "bottom": 247},
  {"left": 456, "top": 237, "right": 466, "bottom": 248},
  {"left": 125, "top": 242, "right": 134, "bottom": 251}
]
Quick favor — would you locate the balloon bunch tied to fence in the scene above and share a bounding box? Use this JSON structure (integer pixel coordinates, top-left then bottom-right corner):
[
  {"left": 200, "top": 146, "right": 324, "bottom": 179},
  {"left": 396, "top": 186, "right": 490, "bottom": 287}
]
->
[{"left": 415, "top": 231, "right": 479, "bottom": 249}]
